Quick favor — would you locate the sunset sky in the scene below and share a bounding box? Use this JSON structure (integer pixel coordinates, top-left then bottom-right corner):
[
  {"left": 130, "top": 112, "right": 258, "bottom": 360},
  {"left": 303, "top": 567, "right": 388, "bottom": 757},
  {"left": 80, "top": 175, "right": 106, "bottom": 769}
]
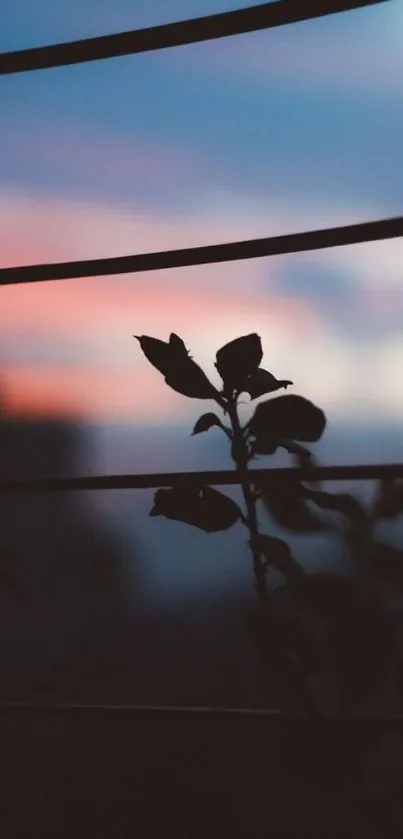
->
[{"left": 1, "top": 0, "right": 402, "bottom": 427}]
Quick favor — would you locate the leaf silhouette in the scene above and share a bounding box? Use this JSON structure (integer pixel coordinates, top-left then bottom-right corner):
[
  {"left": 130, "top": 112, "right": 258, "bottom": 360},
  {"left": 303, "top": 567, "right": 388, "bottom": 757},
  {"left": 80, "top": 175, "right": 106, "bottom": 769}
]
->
[
  {"left": 150, "top": 485, "right": 242, "bottom": 532},
  {"left": 242, "top": 368, "right": 293, "bottom": 400},
  {"left": 373, "top": 478, "right": 403, "bottom": 520},
  {"left": 279, "top": 440, "right": 318, "bottom": 478},
  {"left": 215, "top": 333, "right": 262, "bottom": 392},
  {"left": 256, "top": 481, "right": 327, "bottom": 532},
  {"left": 257, "top": 534, "right": 305, "bottom": 583},
  {"left": 250, "top": 435, "right": 278, "bottom": 456},
  {"left": 249, "top": 395, "right": 326, "bottom": 444},
  {"left": 302, "top": 487, "right": 367, "bottom": 527},
  {"left": 168, "top": 333, "right": 188, "bottom": 354},
  {"left": 164, "top": 367, "right": 218, "bottom": 400},
  {"left": 136, "top": 333, "right": 218, "bottom": 400},
  {"left": 135, "top": 335, "right": 174, "bottom": 375},
  {"left": 192, "top": 412, "right": 224, "bottom": 436}
]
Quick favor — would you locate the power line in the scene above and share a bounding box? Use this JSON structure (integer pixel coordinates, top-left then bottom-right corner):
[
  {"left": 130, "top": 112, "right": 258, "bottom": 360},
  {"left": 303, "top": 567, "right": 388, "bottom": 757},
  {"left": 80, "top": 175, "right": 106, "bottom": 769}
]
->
[
  {"left": 1, "top": 462, "right": 402, "bottom": 493},
  {"left": 1, "top": 701, "right": 403, "bottom": 726},
  {"left": 0, "top": 0, "right": 390, "bottom": 76},
  {"left": 1, "top": 215, "right": 402, "bottom": 287}
]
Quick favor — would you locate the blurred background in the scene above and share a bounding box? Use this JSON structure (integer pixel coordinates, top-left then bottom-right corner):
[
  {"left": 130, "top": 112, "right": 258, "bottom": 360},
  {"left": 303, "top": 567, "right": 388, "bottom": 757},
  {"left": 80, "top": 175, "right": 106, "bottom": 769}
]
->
[{"left": 0, "top": 0, "right": 402, "bottom": 710}]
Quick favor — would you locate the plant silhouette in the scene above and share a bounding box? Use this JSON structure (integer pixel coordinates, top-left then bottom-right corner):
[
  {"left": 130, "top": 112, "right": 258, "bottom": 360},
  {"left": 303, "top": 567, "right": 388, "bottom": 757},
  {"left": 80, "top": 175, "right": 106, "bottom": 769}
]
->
[{"left": 137, "top": 332, "right": 401, "bottom": 715}]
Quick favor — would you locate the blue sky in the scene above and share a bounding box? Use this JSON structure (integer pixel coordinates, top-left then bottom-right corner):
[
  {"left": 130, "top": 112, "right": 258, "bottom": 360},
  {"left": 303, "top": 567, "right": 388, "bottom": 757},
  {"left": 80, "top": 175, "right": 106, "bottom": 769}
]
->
[{"left": 1, "top": 0, "right": 403, "bottom": 433}]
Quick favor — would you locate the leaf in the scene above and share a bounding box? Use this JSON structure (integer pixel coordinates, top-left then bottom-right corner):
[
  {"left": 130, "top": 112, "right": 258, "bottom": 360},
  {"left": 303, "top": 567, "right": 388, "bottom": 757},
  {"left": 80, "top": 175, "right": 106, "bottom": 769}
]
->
[
  {"left": 215, "top": 333, "right": 262, "bottom": 392},
  {"left": 279, "top": 439, "right": 311, "bottom": 461},
  {"left": 249, "top": 435, "right": 278, "bottom": 456},
  {"left": 373, "top": 478, "right": 403, "bottom": 520},
  {"left": 136, "top": 333, "right": 218, "bottom": 400},
  {"left": 149, "top": 485, "right": 242, "bottom": 532},
  {"left": 242, "top": 368, "right": 293, "bottom": 400},
  {"left": 135, "top": 335, "right": 174, "bottom": 376},
  {"left": 164, "top": 363, "right": 218, "bottom": 400},
  {"left": 192, "top": 412, "right": 223, "bottom": 435},
  {"left": 169, "top": 333, "right": 188, "bottom": 354},
  {"left": 302, "top": 488, "right": 367, "bottom": 527},
  {"left": 256, "top": 481, "right": 327, "bottom": 532},
  {"left": 279, "top": 440, "right": 317, "bottom": 475},
  {"left": 257, "top": 535, "right": 305, "bottom": 583},
  {"left": 249, "top": 395, "right": 326, "bottom": 443}
]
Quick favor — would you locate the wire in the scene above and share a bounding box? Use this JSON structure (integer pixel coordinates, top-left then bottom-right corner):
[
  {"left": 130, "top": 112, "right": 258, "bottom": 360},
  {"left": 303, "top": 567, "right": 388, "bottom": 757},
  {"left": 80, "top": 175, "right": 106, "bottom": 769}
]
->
[
  {"left": 1, "top": 462, "right": 402, "bottom": 493},
  {"left": 0, "top": 700, "right": 402, "bottom": 725},
  {"left": 0, "top": 0, "right": 390, "bottom": 76},
  {"left": 1, "top": 215, "right": 402, "bottom": 287}
]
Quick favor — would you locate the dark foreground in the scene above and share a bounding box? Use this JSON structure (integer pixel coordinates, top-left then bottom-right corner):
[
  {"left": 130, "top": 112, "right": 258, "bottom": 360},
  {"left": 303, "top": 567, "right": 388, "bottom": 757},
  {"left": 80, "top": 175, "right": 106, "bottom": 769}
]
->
[{"left": 1, "top": 705, "right": 403, "bottom": 838}]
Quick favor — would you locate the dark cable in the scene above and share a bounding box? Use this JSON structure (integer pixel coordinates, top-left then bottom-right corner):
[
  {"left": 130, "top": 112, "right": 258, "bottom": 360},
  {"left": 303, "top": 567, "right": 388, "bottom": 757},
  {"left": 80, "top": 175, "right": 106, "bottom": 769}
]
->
[
  {"left": 0, "top": 0, "right": 390, "bottom": 76},
  {"left": 1, "top": 462, "right": 402, "bottom": 493},
  {"left": 1, "top": 215, "right": 402, "bottom": 287}
]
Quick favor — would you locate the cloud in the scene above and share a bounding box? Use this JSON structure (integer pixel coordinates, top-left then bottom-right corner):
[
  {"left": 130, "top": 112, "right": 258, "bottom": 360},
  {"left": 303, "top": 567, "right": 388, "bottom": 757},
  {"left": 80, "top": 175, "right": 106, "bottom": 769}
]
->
[
  {"left": 0, "top": 187, "right": 401, "bottom": 423},
  {"left": 1, "top": 362, "right": 184, "bottom": 421}
]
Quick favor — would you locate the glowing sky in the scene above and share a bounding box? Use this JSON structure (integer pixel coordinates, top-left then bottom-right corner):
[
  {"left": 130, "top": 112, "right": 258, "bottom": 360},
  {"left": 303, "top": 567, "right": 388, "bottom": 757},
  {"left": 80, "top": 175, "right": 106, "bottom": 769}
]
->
[{"left": 1, "top": 0, "right": 402, "bottom": 425}]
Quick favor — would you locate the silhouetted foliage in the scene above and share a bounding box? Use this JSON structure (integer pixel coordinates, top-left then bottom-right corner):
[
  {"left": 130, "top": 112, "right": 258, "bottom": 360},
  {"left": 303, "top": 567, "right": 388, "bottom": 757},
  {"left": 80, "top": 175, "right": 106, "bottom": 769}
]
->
[
  {"left": 242, "top": 368, "right": 293, "bottom": 400},
  {"left": 248, "top": 394, "right": 326, "bottom": 447},
  {"left": 150, "top": 486, "right": 243, "bottom": 533},
  {"left": 138, "top": 331, "right": 330, "bottom": 712},
  {"left": 215, "top": 332, "right": 262, "bottom": 393},
  {"left": 302, "top": 487, "right": 367, "bottom": 525},
  {"left": 137, "top": 330, "right": 402, "bottom": 714},
  {"left": 257, "top": 481, "right": 328, "bottom": 533},
  {"left": 191, "top": 412, "right": 226, "bottom": 436},
  {"left": 135, "top": 333, "right": 218, "bottom": 399},
  {"left": 257, "top": 535, "right": 306, "bottom": 583}
]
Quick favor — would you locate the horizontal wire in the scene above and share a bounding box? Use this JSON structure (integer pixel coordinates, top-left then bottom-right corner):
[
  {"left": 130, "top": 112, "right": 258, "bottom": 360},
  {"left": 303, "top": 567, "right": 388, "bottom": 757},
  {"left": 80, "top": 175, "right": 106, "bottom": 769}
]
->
[
  {"left": 1, "top": 462, "right": 402, "bottom": 493},
  {"left": 0, "top": 700, "right": 403, "bottom": 726},
  {"left": 0, "top": 0, "right": 389, "bottom": 76},
  {"left": 1, "top": 215, "right": 402, "bottom": 287}
]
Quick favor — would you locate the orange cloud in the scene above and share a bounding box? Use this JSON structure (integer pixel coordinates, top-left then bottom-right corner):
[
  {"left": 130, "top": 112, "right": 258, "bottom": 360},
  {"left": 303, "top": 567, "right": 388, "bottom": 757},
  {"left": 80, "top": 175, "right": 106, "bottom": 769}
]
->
[
  {"left": 0, "top": 189, "right": 321, "bottom": 419},
  {"left": 7, "top": 188, "right": 400, "bottom": 425},
  {"left": 1, "top": 363, "right": 187, "bottom": 422}
]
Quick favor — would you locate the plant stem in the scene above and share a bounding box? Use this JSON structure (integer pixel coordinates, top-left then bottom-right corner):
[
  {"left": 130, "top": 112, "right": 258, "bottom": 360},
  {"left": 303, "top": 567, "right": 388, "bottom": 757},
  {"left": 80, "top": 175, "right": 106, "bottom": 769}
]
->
[
  {"left": 227, "top": 400, "right": 268, "bottom": 604},
  {"left": 227, "top": 397, "right": 318, "bottom": 716}
]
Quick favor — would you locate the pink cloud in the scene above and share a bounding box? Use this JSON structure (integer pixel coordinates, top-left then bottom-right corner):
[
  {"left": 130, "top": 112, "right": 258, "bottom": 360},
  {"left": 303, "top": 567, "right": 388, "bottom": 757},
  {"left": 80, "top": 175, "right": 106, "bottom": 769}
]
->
[
  {"left": 0, "top": 189, "right": 321, "bottom": 419},
  {"left": 1, "top": 188, "right": 401, "bottom": 423},
  {"left": 1, "top": 362, "right": 185, "bottom": 421}
]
